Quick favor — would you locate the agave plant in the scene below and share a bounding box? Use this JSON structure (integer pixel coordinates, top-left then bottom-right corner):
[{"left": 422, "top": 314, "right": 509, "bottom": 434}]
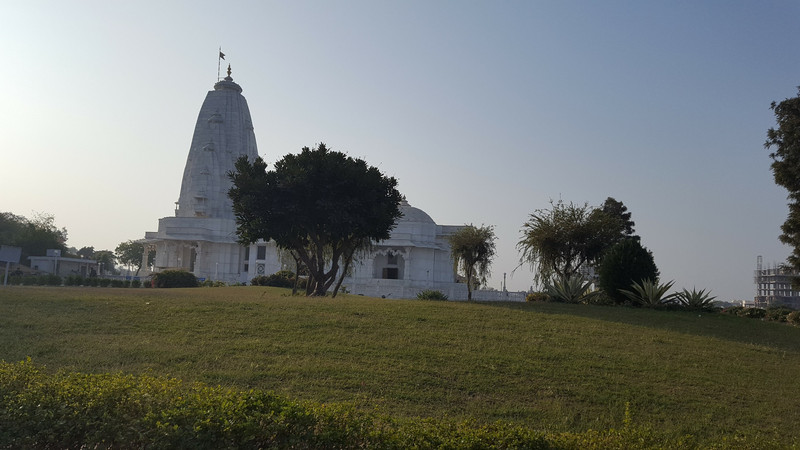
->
[
  {"left": 675, "top": 288, "right": 717, "bottom": 310},
  {"left": 620, "top": 279, "right": 677, "bottom": 307},
  {"left": 545, "top": 274, "right": 596, "bottom": 304}
]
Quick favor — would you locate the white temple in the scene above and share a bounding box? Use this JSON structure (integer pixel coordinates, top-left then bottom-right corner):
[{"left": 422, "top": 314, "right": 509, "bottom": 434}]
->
[
  {"left": 342, "top": 201, "right": 467, "bottom": 299},
  {"left": 143, "top": 65, "right": 468, "bottom": 298},
  {"left": 144, "top": 66, "right": 281, "bottom": 283}
]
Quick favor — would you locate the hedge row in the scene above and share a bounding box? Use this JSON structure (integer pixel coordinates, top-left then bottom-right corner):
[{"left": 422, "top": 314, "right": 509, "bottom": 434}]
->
[
  {"left": 7, "top": 275, "right": 143, "bottom": 288},
  {"left": 0, "top": 360, "right": 787, "bottom": 449}
]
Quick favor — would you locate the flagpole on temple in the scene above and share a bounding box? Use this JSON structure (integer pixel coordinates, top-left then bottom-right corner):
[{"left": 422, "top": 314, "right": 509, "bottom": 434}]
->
[{"left": 217, "top": 47, "right": 226, "bottom": 81}]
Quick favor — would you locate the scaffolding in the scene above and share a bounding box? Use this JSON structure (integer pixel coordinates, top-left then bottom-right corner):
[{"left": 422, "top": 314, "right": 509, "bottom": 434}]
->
[{"left": 754, "top": 255, "right": 800, "bottom": 308}]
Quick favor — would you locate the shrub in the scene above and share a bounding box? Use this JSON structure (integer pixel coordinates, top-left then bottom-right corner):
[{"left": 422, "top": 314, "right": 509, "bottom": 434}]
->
[
  {"left": 675, "top": 288, "right": 717, "bottom": 310},
  {"left": 43, "top": 274, "right": 62, "bottom": 286},
  {"left": 788, "top": 310, "right": 800, "bottom": 326},
  {"left": 620, "top": 279, "right": 677, "bottom": 308},
  {"left": 65, "top": 275, "right": 84, "bottom": 286},
  {"left": 722, "top": 305, "right": 744, "bottom": 316},
  {"left": 201, "top": 279, "right": 227, "bottom": 287},
  {"left": 741, "top": 307, "right": 766, "bottom": 319},
  {"left": 0, "top": 360, "right": 782, "bottom": 448},
  {"left": 417, "top": 289, "right": 448, "bottom": 300},
  {"left": 251, "top": 270, "right": 296, "bottom": 288},
  {"left": 525, "top": 291, "right": 550, "bottom": 302},
  {"left": 584, "top": 290, "right": 615, "bottom": 305},
  {"left": 0, "top": 359, "right": 556, "bottom": 449},
  {"left": 597, "top": 239, "right": 659, "bottom": 305},
  {"left": 98, "top": 278, "right": 112, "bottom": 287},
  {"left": 151, "top": 270, "right": 199, "bottom": 288},
  {"left": 765, "top": 306, "right": 794, "bottom": 322},
  {"left": 545, "top": 275, "right": 595, "bottom": 304},
  {"left": 130, "top": 279, "right": 141, "bottom": 288}
]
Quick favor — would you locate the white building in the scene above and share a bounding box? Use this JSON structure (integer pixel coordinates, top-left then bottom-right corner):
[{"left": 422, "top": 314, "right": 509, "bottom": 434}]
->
[
  {"left": 143, "top": 66, "right": 468, "bottom": 297},
  {"left": 143, "top": 66, "right": 281, "bottom": 284},
  {"left": 342, "top": 200, "right": 467, "bottom": 299}
]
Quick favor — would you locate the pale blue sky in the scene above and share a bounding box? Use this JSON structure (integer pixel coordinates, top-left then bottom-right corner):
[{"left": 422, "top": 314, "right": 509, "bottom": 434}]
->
[{"left": 2, "top": 1, "right": 798, "bottom": 300}]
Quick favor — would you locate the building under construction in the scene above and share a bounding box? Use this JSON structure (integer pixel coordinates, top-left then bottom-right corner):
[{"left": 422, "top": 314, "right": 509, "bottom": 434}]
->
[{"left": 754, "top": 256, "right": 800, "bottom": 309}]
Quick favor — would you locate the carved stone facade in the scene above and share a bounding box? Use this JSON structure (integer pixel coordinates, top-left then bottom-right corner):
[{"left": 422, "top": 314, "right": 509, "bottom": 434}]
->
[{"left": 143, "top": 70, "right": 278, "bottom": 284}]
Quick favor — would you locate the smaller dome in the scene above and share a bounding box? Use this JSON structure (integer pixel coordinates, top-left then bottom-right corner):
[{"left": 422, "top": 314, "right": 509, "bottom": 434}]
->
[{"left": 398, "top": 200, "right": 435, "bottom": 224}]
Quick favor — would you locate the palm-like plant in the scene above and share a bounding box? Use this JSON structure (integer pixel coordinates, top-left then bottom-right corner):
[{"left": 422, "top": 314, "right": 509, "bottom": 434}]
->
[
  {"left": 675, "top": 288, "right": 717, "bottom": 310},
  {"left": 449, "top": 224, "right": 497, "bottom": 301},
  {"left": 619, "top": 279, "right": 677, "bottom": 307},
  {"left": 545, "top": 275, "right": 596, "bottom": 304}
]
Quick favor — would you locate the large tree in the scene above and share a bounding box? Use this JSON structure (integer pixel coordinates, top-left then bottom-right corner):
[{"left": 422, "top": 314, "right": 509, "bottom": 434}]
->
[
  {"left": 517, "top": 200, "right": 624, "bottom": 286},
  {"left": 448, "top": 224, "right": 497, "bottom": 301},
  {"left": 766, "top": 87, "right": 800, "bottom": 272},
  {"left": 228, "top": 143, "right": 403, "bottom": 297},
  {"left": 93, "top": 250, "right": 118, "bottom": 276},
  {"left": 0, "top": 212, "right": 68, "bottom": 263},
  {"left": 115, "top": 240, "right": 154, "bottom": 276},
  {"left": 600, "top": 197, "right": 638, "bottom": 242}
]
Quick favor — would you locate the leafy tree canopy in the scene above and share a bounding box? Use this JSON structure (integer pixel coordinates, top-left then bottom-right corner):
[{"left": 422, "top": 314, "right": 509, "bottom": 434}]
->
[
  {"left": 601, "top": 197, "right": 638, "bottom": 242},
  {"left": 77, "top": 246, "right": 94, "bottom": 259},
  {"left": 517, "top": 200, "right": 625, "bottom": 286},
  {"left": 93, "top": 250, "right": 118, "bottom": 275},
  {"left": 766, "top": 87, "right": 800, "bottom": 272},
  {"left": 448, "top": 224, "right": 497, "bottom": 301},
  {"left": 228, "top": 143, "right": 403, "bottom": 297},
  {"left": 115, "top": 240, "right": 155, "bottom": 276},
  {"left": 0, "top": 212, "right": 68, "bottom": 263}
]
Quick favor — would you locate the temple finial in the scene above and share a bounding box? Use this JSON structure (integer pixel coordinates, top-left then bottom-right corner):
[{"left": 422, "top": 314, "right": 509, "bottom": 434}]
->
[{"left": 227, "top": 64, "right": 232, "bottom": 78}]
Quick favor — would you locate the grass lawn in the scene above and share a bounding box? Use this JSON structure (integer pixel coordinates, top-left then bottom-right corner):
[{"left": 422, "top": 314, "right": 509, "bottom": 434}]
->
[{"left": 1, "top": 285, "right": 799, "bottom": 444}]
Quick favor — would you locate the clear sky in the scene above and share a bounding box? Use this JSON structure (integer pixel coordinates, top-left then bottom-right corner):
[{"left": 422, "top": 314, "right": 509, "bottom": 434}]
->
[{"left": 2, "top": 1, "right": 799, "bottom": 301}]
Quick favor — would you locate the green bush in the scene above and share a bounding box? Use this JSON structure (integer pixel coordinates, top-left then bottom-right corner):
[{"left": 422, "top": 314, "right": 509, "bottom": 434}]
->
[
  {"left": 597, "top": 239, "right": 659, "bottom": 305},
  {"left": 417, "top": 289, "right": 448, "bottom": 300},
  {"left": 525, "top": 292, "right": 550, "bottom": 302},
  {"left": 65, "top": 275, "right": 84, "bottom": 286},
  {"left": 201, "top": 279, "right": 227, "bottom": 287},
  {"left": 0, "top": 360, "right": 786, "bottom": 448},
  {"left": 98, "top": 278, "right": 111, "bottom": 287},
  {"left": 722, "top": 305, "right": 744, "bottom": 316},
  {"left": 42, "top": 274, "right": 62, "bottom": 286},
  {"left": 584, "top": 290, "right": 615, "bottom": 305},
  {"left": 620, "top": 279, "right": 677, "bottom": 308},
  {"left": 130, "top": 279, "right": 141, "bottom": 288},
  {"left": 675, "top": 288, "right": 717, "bottom": 311},
  {"left": 151, "top": 270, "right": 199, "bottom": 288},
  {"left": 765, "top": 306, "right": 794, "bottom": 322},
  {"left": 545, "top": 275, "right": 595, "bottom": 304},
  {"left": 741, "top": 308, "right": 767, "bottom": 319},
  {"left": 0, "top": 359, "right": 554, "bottom": 449},
  {"left": 788, "top": 310, "right": 800, "bottom": 326},
  {"left": 251, "top": 270, "right": 295, "bottom": 288}
]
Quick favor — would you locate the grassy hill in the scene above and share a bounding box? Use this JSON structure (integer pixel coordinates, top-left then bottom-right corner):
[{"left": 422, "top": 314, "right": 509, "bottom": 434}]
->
[{"left": 1, "top": 285, "right": 799, "bottom": 445}]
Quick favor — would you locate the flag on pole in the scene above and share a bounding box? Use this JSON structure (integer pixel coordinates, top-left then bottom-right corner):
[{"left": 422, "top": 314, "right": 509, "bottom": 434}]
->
[{"left": 219, "top": 51, "right": 225, "bottom": 60}]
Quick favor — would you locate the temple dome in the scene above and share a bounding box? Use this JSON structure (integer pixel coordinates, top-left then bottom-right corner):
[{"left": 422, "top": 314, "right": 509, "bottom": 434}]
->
[{"left": 398, "top": 200, "right": 435, "bottom": 224}]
